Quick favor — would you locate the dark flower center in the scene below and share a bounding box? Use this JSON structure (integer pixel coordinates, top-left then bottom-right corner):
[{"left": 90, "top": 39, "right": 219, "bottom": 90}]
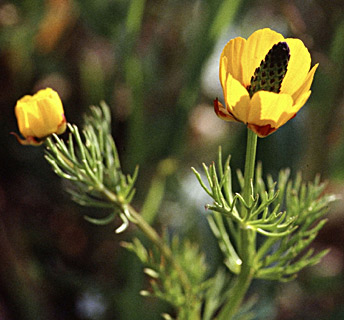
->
[{"left": 247, "top": 41, "right": 290, "bottom": 97}]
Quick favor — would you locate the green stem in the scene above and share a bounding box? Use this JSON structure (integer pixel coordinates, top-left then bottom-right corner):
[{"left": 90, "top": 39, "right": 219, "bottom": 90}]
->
[
  {"left": 218, "top": 129, "right": 258, "bottom": 320},
  {"left": 127, "top": 204, "right": 193, "bottom": 295},
  {"left": 242, "top": 129, "right": 258, "bottom": 214},
  {"left": 101, "top": 187, "right": 193, "bottom": 297}
]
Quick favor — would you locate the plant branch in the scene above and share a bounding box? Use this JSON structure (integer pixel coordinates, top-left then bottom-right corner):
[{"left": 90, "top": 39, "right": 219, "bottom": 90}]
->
[
  {"left": 100, "top": 186, "right": 193, "bottom": 296},
  {"left": 218, "top": 129, "right": 257, "bottom": 320}
]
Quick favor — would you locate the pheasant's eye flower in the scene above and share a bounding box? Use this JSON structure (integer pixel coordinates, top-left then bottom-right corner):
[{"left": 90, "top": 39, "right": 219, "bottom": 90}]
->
[
  {"left": 13, "top": 88, "right": 67, "bottom": 146},
  {"left": 214, "top": 28, "right": 318, "bottom": 137}
]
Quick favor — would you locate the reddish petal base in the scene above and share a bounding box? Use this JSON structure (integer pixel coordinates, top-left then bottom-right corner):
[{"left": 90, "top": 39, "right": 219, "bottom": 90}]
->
[
  {"left": 10, "top": 132, "right": 44, "bottom": 146},
  {"left": 213, "top": 98, "right": 237, "bottom": 121},
  {"left": 247, "top": 124, "right": 277, "bottom": 137}
]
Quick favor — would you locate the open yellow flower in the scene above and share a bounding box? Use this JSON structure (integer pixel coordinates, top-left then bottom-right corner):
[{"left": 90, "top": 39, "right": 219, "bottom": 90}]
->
[
  {"left": 13, "top": 88, "right": 67, "bottom": 145},
  {"left": 214, "top": 28, "right": 318, "bottom": 137}
]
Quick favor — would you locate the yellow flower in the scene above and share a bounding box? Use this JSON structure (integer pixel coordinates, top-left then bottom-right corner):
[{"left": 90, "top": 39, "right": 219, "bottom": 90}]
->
[
  {"left": 13, "top": 88, "right": 67, "bottom": 145},
  {"left": 214, "top": 28, "right": 318, "bottom": 137}
]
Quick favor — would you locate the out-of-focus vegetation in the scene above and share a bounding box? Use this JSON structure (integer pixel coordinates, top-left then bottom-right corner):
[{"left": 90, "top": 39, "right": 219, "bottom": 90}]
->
[{"left": 1, "top": 0, "right": 344, "bottom": 319}]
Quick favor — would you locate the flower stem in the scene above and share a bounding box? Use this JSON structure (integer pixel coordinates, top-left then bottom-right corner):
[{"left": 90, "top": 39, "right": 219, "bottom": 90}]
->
[
  {"left": 243, "top": 129, "right": 258, "bottom": 210},
  {"left": 218, "top": 129, "right": 258, "bottom": 319},
  {"left": 101, "top": 187, "right": 193, "bottom": 298},
  {"left": 127, "top": 204, "right": 193, "bottom": 295}
]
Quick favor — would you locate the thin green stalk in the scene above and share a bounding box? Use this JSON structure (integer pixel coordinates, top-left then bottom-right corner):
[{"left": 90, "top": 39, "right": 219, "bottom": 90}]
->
[
  {"left": 101, "top": 187, "right": 193, "bottom": 298},
  {"left": 127, "top": 204, "right": 193, "bottom": 294},
  {"left": 243, "top": 129, "right": 258, "bottom": 213},
  {"left": 218, "top": 129, "right": 258, "bottom": 320}
]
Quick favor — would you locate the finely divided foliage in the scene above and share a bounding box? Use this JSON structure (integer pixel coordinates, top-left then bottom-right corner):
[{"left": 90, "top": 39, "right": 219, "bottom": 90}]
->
[
  {"left": 44, "top": 103, "right": 334, "bottom": 319},
  {"left": 192, "top": 149, "right": 335, "bottom": 282},
  {"left": 45, "top": 103, "right": 138, "bottom": 232}
]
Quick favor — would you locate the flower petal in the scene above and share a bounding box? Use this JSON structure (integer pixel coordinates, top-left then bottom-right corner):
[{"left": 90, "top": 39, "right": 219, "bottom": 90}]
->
[
  {"left": 292, "top": 64, "right": 318, "bottom": 104},
  {"left": 25, "top": 107, "right": 47, "bottom": 138},
  {"left": 10, "top": 132, "right": 43, "bottom": 146},
  {"left": 247, "top": 91, "right": 294, "bottom": 127},
  {"left": 14, "top": 88, "right": 67, "bottom": 141},
  {"left": 15, "top": 102, "right": 35, "bottom": 138},
  {"left": 56, "top": 115, "right": 67, "bottom": 135},
  {"left": 220, "top": 37, "right": 246, "bottom": 86},
  {"left": 224, "top": 73, "right": 251, "bottom": 123},
  {"left": 37, "top": 97, "right": 65, "bottom": 136},
  {"left": 281, "top": 38, "right": 311, "bottom": 95},
  {"left": 274, "top": 93, "right": 311, "bottom": 130},
  {"left": 214, "top": 99, "right": 237, "bottom": 121},
  {"left": 292, "top": 90, "right": 312, "bottom": 114},
  {"left": 247, "top": 124, "right": 277, "bottom": 137},
  {"left": 241, "top": 28, "right": 284, "bottom": 86}
]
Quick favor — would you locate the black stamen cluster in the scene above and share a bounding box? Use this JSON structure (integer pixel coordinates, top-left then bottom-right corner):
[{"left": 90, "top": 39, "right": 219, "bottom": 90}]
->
[{"left": 247, "top": 42, "right": 290, "bottom": 97}]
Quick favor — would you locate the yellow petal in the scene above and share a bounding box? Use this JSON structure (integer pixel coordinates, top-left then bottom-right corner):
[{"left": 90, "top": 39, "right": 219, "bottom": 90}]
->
[
  {"left": 274, "top": 90, "right": 311, "bottom": 129},
  {"left": 241, "top": 28, "right": 284, "bottom": 86},
  {"left": 56, "top": 115, "right": 67, "bottom": 135},
  {"left": 223, "top": 73, "right": 250, "bottom": 123},
  {"left": 17, "top": 100, "right": 47, "bottom": 138},
  {"left": 280, "top": 38, "right": 311, "bottom": 95},
  {"left": 247, "top": 91, "right": 293, "bottom": 127},
  {"left": 16, "top": 98, "right": 47, "bottom": 138},
  {"left": 15, "top": 103, "right": 36, "bottom": 137},
  {"left": 36, "top": 96, "right": 65, "bottom": 136},
  {"left": 292, "top": 64, "right": 318, "bottom": 104},
  {"left": 214, "top": 99, "right": 237, "bottom": 121},
  {"left": 220, "top": 37, "right": 246, "bottom": 86},
  {"left": 14, "top": 88, "right": 66, "bottom": 140},
  {"left": 292, "top": 90, "right": 312, "bottom": 114},
  {"left": 25, "top": 110, "right": 47, "bottom": 138}
]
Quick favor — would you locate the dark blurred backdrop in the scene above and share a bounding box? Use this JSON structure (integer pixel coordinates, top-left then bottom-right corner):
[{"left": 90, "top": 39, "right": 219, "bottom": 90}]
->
[{"left": 1, "top": 0, "right": 344, "bottom": 319}]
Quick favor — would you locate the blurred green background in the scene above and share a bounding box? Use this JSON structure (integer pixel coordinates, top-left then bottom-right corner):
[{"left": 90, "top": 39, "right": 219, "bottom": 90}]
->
[{"left": 1, "top": 0, "right": 344, "bottom": 319}]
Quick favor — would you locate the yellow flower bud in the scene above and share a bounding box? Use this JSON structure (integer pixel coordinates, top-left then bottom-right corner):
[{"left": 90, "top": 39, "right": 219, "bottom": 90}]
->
[{"left": 13, "top": 88, "right": 67, "bottom": 145}]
